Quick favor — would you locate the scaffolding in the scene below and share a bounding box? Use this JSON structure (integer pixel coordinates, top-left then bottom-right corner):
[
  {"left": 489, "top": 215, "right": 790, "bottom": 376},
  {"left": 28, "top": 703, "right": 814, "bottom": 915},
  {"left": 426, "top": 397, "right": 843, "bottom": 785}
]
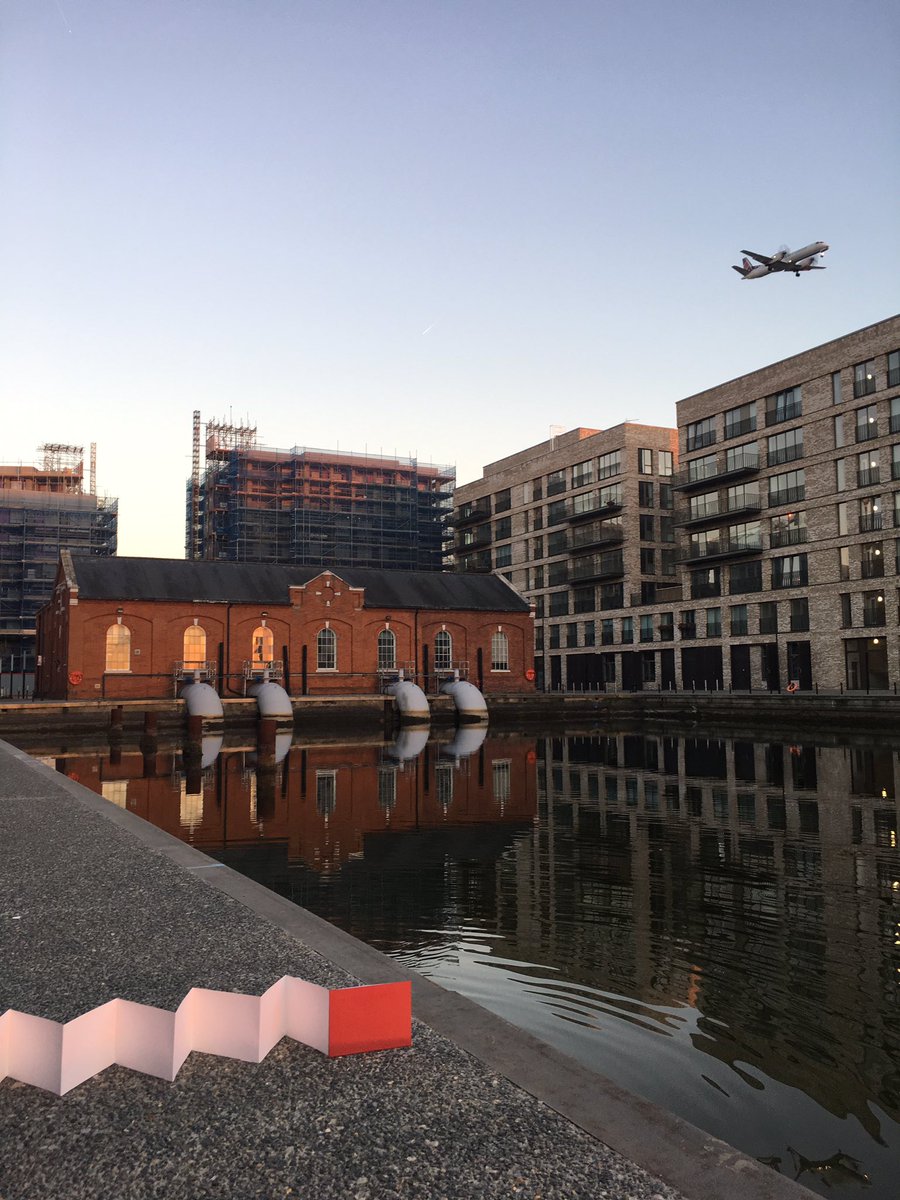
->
[
  {"left": 0, "top": 443, "right": 117, "bottom": 690},
  {"left": 186, "top": 419, "right": 454, "bottom": 570}
]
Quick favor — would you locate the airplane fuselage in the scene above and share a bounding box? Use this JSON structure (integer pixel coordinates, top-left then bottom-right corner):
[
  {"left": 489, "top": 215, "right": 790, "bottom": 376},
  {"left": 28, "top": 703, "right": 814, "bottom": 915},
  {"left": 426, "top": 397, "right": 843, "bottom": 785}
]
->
[{"left": 734, "top": 241, "right": 829, "bottom": 279}]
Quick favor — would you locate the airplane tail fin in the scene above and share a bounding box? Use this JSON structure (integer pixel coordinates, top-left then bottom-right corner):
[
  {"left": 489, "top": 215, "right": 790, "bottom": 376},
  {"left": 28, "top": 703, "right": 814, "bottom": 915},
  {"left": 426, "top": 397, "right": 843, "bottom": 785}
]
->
[{"left": 742, "top": 257, "right": 753, "bottom": 271}]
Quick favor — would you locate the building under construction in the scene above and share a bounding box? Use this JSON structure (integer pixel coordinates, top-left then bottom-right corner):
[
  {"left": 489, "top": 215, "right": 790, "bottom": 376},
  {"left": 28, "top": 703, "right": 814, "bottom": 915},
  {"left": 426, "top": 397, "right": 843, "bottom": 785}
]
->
[
  {"left": 186, "top": 415, "right": 454, "bottom": 570},
  {"left": 0, "top": 443, "right": 118, "bottom": 695}
]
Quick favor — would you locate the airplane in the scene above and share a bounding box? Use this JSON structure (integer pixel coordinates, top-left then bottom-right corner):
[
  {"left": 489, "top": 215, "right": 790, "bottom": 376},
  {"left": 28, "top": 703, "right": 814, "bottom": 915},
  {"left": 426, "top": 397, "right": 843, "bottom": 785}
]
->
[{"left": 732, "top": 241, "right": 828, "bottom": 279}]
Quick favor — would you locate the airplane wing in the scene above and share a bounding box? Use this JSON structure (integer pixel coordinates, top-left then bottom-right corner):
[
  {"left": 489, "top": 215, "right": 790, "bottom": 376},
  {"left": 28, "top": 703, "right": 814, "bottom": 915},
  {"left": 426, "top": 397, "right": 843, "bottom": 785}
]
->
[{"left": 740, "top": 250, "right": 775, "bottom": 265}]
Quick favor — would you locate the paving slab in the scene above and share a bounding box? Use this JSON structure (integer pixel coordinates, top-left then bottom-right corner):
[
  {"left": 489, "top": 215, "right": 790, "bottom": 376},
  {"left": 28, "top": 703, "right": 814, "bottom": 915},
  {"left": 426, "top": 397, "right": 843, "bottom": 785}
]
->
[{"left": 0, "top": 740, "right": 813, "bottom": 1200}]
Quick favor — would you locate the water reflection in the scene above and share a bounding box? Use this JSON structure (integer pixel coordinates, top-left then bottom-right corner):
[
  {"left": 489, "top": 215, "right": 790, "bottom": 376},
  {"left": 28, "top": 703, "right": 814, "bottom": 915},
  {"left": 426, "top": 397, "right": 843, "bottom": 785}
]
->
[{"left": 21, "top": 725, "right": 900, "bottom": 1198}]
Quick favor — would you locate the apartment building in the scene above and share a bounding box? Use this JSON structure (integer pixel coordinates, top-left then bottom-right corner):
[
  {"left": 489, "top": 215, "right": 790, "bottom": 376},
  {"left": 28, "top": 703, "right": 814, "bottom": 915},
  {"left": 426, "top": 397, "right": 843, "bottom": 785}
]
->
[
  {"left": 452, "top": 424, "right": 679, "bottom": 690},
  {"left": 453, "top": 316, "right": 900, "bottom": 692},
  {"left": 612, "top": 314, "right": 900, "bottom": 692}
]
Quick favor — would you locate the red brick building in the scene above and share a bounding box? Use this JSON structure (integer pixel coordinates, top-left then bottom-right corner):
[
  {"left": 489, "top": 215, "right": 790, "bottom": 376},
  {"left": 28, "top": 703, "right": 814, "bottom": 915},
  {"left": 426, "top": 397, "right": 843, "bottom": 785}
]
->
[{"left": 36, "top": 553, "right": 536, "bottom": 701}]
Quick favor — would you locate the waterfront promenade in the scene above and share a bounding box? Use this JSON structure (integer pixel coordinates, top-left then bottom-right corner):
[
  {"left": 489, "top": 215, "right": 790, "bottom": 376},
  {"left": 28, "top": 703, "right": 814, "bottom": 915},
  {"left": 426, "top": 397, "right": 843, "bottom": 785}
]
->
[{"left": 0, "top": 739, "right": 813, "bottom": 1200}]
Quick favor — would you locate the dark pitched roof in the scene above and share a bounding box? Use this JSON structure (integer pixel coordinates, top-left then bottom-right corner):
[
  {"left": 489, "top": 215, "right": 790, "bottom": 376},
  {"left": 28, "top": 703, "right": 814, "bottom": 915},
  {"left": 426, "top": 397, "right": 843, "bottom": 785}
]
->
[{"left": 64, "top": 554, "right": 531, "bottom": 613}]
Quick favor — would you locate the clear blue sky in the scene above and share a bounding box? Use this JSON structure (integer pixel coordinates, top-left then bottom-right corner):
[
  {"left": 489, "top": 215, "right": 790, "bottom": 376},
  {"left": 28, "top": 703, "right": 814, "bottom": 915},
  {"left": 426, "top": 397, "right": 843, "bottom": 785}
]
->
[{"left": 2, "top": 0, "right": 898, "bottom": 556}]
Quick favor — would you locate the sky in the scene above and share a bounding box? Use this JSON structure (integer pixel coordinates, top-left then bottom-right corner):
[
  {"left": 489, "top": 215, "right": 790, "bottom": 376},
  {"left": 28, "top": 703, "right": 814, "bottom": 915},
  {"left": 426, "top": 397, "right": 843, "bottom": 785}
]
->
[{"left": 2, "top": 0, "right": 898, "bottom": 558}]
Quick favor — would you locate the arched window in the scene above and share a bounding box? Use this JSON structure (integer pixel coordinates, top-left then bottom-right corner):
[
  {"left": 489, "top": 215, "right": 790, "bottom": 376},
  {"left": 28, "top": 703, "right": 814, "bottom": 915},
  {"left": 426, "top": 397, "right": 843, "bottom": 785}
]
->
[
  {"left": 317, "top": 626, "right": 337, "bottom": 670},
  {"left": 252, "top": 625, "right": 273, "bottom": 665},
  {"left": 377, "top": 628, "right": 396, "bottom": 670},
  {"left": 491, "top": 631, "right": 509, "bottom": 672},
  {"left": 183, "top": 624, "right": 206, "bottom": 669},
  {"left": 434, "top": 630, "right": 452, "bottom": 670},
  {"left": 105, "top": 623, "right": 131, "bottom": 672}
]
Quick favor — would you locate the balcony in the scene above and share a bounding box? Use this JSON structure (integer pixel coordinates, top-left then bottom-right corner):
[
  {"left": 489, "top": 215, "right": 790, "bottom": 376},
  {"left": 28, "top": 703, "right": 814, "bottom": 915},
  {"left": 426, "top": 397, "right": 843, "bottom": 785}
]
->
[
  {"left": 854, "top": 376, "right": 877, "bottom": 399},
  {"left": 770, "top": 526, "right": 809, "bottom": 548},
  {"left": 856, "top": 421, "right": 879, "bottom": 442},
  {"left": 724, "top": 416, "right": 756, "bottom": 439},
  {"left": 570, "top": 521, "right": 624, "bottom": 551},
  {"left": 892, "top": 460, "right": 900, "bottom": 481},
  {"left": 859, "top": 513, "right": 884, "bottom": 532},
  {"left": 454, "top": 527, "right": 491, "bottom": 553},
  {"left": 458, "top": 551, "right": 492, "bottom": 573},
  {"left": 681, "top": 534, "right": 764, "bottom": 564},
  {"left": 858, "top": 467, "right": 881, "bottom": 487},
  {"left": 769, "top": 486, "right": 805, "bottom": 508},
  {"left": 455, "top": 502, "right": 491, "bottom": 527},
  {"left": 674, "top": 451, "right": 760, "bottom": 490},
  {"left": 570, "top": 551, "right": 625, "bottom": 582},
  {"left": 681, "top": 500, "right": 722, "bottom": 527},
  {"left": 686, "top": 428, "right": 716, "bottom": 452},
  {"left": 890, "top": 366, "right": 900, "bottom": 388},
  {"left": 567, "top": 497, "right": 623, "bottom": 522},
  {"left": 768, "top": 445, "right": 804, "bottom": 467},
  {"left": 765, "top": 400, "right": 802, "bottom": 426}
]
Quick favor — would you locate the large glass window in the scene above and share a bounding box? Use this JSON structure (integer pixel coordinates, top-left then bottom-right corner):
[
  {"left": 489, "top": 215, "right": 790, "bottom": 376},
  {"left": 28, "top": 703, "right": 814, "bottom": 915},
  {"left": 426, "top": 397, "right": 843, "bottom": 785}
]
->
[
  {"left": 889, "top": 350, "right": 900, "bottom": 389},
  {"left": 856, "top": 405, "right": 878, "bottom": 442},
  {"left": 686, "top": 417, "right": 716, "bottom": 452},
  {"left": 765, "top": 386, "right": 802, "bottom": 425},
  {"left": 547, "top": 469, "right": 567, "bottom": 496},
  {"left": 725, "top": 402, "right": 756, "bottom": 439},
  {"left": 105, "top": 623, "right": 131, "bottom": 672},
  {"left": 729, "top": 560, "right": 763, "bottom": 594},
  {"left": 859, "top": 496, "right": 883, "bottom": 532},
  {"left": 863, "top": 591, "right": 886, "bottom": 626},
  {"left": 730, "top": 604, "right": 748, "bottom": 636},
  {"left": 317, "top": 627, "right": 337, "bottom": 670},
  {"left": 769, "top": 469, "right": 805, "bottom": 506},
  {"left": 377, "top": 629, "right": 396, "bottom": 670},
  {"left": 597, "top": 451, "right": 621, "bottom": 479},
  {"left": 771, "top": 510, "right": 807, "bottom": 547},
  {"left": 854, "top": 359, "right": 876, "bottom": 398},
  {"left": 494, "top": 488, "right": 512, "bottom": 513},
  {"left": 638, "top": 448, "right": 653, "bottom": 474},
  {"left": 434, "top": 630, "right": 452, "bottom": 670},
  {"left": 858, "top": 450, "right": 880, "bottom": 487},
  {"left": 861, "top": 541, "right": 885, "bottom": 579},
  {"left": 772, "top": 554, "right": 808, "bottom": 589},
  {"left": 658, "top": 451, "right": 673, "bottom": 477},
  {"left": 183, "top": 624, "right": 206, "bottom": 669},
  {"left": 252, "top": 624, "right": 274, "bottom": 664},
  {"left": 726, "top": 443, "right": 759, "bottom": 472},
  {"left": 687, "top": 454, "right": 717, "bottom": 483},
  {"left": 491, "top": 631, "right": 510, "bottom": 671},
  {"left": 767, "top": 428, "right": 803, "bottom": 466},
  {"left": 599, "top": 484, "right": 623, "bottom": 508},
  {"left": 690, "top": 491, "right": 719, "bottom": 520},
  {"left": 572, "top": 460, "right": 594, "bottom": 488}
]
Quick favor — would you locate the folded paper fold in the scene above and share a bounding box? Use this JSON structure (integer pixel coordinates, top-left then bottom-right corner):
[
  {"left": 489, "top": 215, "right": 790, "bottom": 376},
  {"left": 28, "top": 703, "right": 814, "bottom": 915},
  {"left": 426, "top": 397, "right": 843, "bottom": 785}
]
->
[{"left": 0, "top": 979, "right": 411, "bottom": 1096}]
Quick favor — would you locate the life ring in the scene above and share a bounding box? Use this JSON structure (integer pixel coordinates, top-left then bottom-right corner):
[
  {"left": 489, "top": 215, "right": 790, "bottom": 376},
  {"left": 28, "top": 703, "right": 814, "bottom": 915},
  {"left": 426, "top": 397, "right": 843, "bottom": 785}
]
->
[
  {"left": 786, "top": 681, "right": 798, "bottom": 693},
  {"left": 68, "top": 670, "right": 83, "bottom": 686},
  {"left": 525, "top": 668, "right": 536, "bottom": 681}
]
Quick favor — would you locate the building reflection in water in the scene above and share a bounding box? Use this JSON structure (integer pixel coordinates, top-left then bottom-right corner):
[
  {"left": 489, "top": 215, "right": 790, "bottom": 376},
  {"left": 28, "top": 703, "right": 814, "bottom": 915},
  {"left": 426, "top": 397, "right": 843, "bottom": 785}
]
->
[
  {"left": 57, "top": 729, "right": 537, "bottom": 875},
  {"left": 37, "top": 726, "right": 900, "bottom": 1199}
]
